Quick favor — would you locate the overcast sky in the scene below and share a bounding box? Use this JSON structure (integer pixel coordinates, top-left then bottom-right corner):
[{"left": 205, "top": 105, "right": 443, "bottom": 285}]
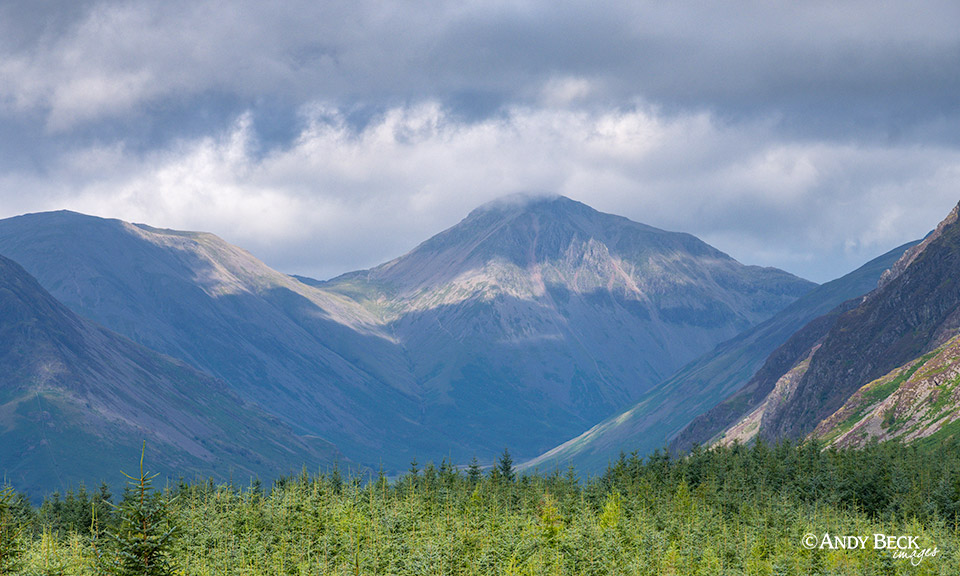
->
[{"left": 1, "top": 1, "right": 959, "bottom": 282}]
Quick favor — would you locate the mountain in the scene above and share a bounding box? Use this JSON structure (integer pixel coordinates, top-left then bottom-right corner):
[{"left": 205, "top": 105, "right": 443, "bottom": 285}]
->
[
  {"left": 316, "top": 195, "right": 815, "bottom": 458},
  {"left": 0, "top": 210, "right": 438, "bottom": 469},
  {"left": 0, "top": 196, "right": 814, "bottom": 468},
  {"left": 523, "top": 240, "right": 914, "bottom": 472},
  {"left": 0, "top": 253, "right": 338, "bottom": 497},
  {"left": 680, "top": 201, "right": 960, "bottom": 450}
]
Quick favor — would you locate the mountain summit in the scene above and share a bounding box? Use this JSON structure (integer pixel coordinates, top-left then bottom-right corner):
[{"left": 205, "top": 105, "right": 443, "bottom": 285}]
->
[{"left": 333, "top": 195, "right": 810, "bottom": 326}]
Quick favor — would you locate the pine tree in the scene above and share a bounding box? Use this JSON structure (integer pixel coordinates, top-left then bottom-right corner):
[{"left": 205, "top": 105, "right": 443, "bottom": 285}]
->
[
  {"left": 100, "top": 447, "right": 178, "bottom": 576},
  {"left": 376, "top": 464, "right": 388, "bottom": 494},
  {"left": 467, "top": 457, "right": 482, "bottom": 485},
  {"left": 497, "top": 448, "right": 515, "bottom": 483},
  {"left": 329, "top": 461, "right": 344, "bottom": 494},
  {"left": 0, "top": 487, "right": 23, "bottom": 576}
]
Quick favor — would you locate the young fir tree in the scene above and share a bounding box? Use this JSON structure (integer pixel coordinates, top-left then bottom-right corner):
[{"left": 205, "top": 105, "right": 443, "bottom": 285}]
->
[
  {"left": 0, "top": 487, "right": 23, "bottom": 576},
  {"left": 497, "top": 448, "right": 515, "bottom": 483},
  {"left": 467, "top": 457, "right": 482, "bottom": 485},
  {"left": 329, "top": 461, "right": 344, "bottom": 494},
  {"left": 99, "top": 447, "right": 178, "bottom": 576}
]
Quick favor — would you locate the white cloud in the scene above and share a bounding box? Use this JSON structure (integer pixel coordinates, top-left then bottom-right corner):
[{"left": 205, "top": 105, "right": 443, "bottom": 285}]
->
[{"left": 3, "top": 102, "right": 958, "bottom": 283}]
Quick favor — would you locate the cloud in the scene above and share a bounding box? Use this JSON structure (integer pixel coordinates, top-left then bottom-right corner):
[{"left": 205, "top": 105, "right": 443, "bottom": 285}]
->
[
  {"left": 1, "top": 0, "right": 958, "bottom": 142},
  {"left": 3, "top": 102, "right": 958, "bottom": 283},
  {"left": 0, "top": 1, "right": 958, "bottom": 283}
]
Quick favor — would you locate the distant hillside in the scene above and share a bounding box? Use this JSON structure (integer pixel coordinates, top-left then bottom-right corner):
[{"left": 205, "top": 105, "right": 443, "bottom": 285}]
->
[
  {"left": 524, "top": 240, "right": 913, "bottom": 472},
  {"left": 0, "top": 253, "right": 338, "bottom": 497},
  {"left": 0, "top": 210, "right": 437, "bottom": 470}
]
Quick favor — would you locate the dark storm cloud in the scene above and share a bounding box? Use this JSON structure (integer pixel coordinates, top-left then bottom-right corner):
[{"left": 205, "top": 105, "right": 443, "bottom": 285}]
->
[
  {"left": 3, "top": 1, "right": 958, "bottom": 138},
  {"left": 0, "top": 0, "right": 958, "bottom": 283}
]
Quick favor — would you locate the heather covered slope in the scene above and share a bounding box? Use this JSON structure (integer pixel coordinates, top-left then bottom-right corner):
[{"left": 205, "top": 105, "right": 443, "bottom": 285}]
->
[
  {"left": 812, "top": 335, "right": 960, "bottom": 448},
  {"left": 524, "top": 241, "right": 911, "bottom": 472},
  {"left": 0, "top": 253, "right": 338, "bottom": 497}
]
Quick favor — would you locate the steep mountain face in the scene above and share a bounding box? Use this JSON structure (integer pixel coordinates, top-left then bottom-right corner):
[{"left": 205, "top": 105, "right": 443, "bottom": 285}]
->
[
  {"left": 524, "top": 242, "right": 911, "bottom": 472},
  {"left": 0, "top": 196, "right": 814, "bottom": 468},
  {"left": 318, "top": 195, "right": 815, "bottom": 458},
  {"left": 684, "top": 201, "right": 960, "bottom": 449},
  {"left": 0, "top": 254, "right": 338, "bottom": 497},
  {"left": 766, "top": 202, "right": 960, "bottom": 440}
]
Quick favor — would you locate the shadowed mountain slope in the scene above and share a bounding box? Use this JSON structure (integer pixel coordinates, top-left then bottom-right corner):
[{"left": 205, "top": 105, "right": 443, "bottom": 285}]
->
[
  {"left": 0, "top": 253, "right": 338, "bottom": 497},
  {"left": 0, "top": 210, "right": 436, "bottom": 469},
  {"left": 765, "top": 202, "right": 960, "bottom": 440}
]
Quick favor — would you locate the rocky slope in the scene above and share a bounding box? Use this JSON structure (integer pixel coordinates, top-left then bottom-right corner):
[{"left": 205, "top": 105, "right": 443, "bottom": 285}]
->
[
  {"left": 0, "top": 253, "right": 338, "bottom": 497},
  {"left": 523, "top": 242, "right": 911, "bottom": 471},
  {"left": 766, "top": 202, "right": 960, "bottom": 440},
  {"left": 812, "top": 336, "right": 960, "bottom": 448},
  {"left": 681, "top": 201, "right": 960, "bottom": 450}
]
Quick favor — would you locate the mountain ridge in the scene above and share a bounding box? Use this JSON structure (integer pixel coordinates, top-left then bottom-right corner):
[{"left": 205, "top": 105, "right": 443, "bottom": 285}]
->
[
  {"left": 0, "top": 196, "right": 815, "bottom": 473},
  {"left": 678, "top": 201, "right": 960, "bottom": 451}
]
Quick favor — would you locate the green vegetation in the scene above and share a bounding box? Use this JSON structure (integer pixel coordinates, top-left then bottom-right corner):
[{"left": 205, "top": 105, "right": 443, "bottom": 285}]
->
[
  {"left": 926, "top": 372, "right": 960, "bottom": 423},
  {"left": 98, "top": 449, "right": 178, "bottom": 576},
  {"left": 825, "top": 353, "right": 941, "bottom": 443},
  {"left": 0, "top": 487, "right": 25, "bottom": 575},
  {"left": 861, "top": 352, "right": 939, "bottom": 407},
  {"left": 4, "top": 440, "right": 960, "bottom": 574}
]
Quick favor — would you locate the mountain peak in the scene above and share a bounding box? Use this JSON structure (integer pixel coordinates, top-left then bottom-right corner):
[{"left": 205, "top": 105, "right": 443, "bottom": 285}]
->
[
  {"left": 878, "top": 201, "right": 960, "bottom": 290},
  {"left": 357, "top": 193, "right": 743, "bottom": 295},
  {"left": 466, "top": 193, "right": 603, "bottom": 222},
  {"left": 469, "top": 192, "right": 567, "bottom": 213},
  {"left": 465, "top": 193, "right": 637, "bottom": 228}
]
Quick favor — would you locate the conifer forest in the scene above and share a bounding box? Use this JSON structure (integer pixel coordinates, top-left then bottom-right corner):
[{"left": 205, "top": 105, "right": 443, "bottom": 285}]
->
[{"left": 2, "top": 440, "right": 960, "bottom": 575}]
